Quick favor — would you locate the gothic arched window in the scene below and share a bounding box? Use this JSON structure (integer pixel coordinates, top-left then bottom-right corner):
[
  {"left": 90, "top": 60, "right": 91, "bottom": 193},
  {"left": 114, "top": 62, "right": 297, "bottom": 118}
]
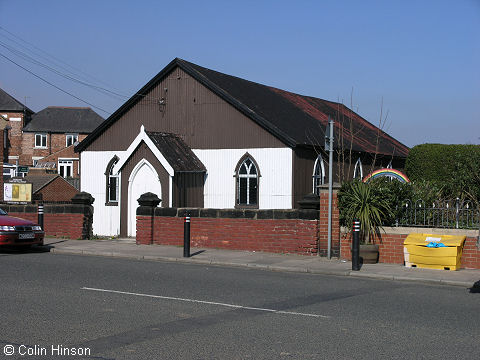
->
[
  {"left": 235, "top": 154, "right": 260, "bottom": 208},
  {"left": 313, "top": 155, "right": 325, "bottom": 195},
  {"left": 353, "top": 158, "right": 363, "bottom": 180},
  {"left": 105, "top": 155, "right": 119, "bottom": 205}
]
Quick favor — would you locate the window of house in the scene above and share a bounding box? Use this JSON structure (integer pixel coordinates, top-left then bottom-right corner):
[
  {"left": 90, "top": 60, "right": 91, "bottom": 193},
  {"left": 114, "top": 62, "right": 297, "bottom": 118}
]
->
[
  {"left": 313, "top": 155, "right": 325, "bottom": 195},
  {"left": 35, "top": 133, "right": 47, "bottom": 148},
  {"left": 58, "top": 160, "right": 73, "bottom": 178},
  {"left": 105, "top": 156, "right": 119, "bottom": 205},
  {"left": 66, "top": 134, "right": 78, "bottom": 147},
  {"left": 353, "top": 158, "right": 363, "bottom": 180},
  {"left": 235, "top": 154, "right": 259, "bottom": 208}
]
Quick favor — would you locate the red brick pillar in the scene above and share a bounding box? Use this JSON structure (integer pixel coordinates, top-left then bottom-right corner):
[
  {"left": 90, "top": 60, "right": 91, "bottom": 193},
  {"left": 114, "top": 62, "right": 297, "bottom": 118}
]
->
[
  {"left": 318, "top": 185, "right": 340, "bottom": 257},
  {"left": 0, "top": 128, "right": 4, "bottom": 201},
  {"left": 136, "top": 192, "right": 161, "bottom": 245},
  {"left": 70, "top": 192, "right": 95, "bottom": 239}
]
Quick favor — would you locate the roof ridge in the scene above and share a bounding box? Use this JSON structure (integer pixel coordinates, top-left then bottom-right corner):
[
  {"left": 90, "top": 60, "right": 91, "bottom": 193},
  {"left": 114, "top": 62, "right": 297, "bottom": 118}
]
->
[
  {"left": 45, "top": 106, "right": 91, "bottom": 109},
  {"left": 178, "top": 59, "right": 336, "bottom": 105},
  {"left": 177, "top": 59, "right": 297, "bottom": 147},
  {"left": 0, "top": 87, "right": 34, "bottom": 113}
]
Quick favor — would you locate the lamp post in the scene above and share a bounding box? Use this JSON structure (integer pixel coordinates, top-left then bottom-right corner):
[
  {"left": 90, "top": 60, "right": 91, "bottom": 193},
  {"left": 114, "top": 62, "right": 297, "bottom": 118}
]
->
[{"left": 325, "top": 116, "right": 334, "bottom": 259}]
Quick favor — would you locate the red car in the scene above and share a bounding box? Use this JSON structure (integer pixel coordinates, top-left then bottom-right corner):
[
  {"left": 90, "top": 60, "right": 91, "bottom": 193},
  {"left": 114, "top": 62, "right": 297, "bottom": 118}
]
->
[{"left": 0, "top": 208, "right": 44, "bottom": 246}]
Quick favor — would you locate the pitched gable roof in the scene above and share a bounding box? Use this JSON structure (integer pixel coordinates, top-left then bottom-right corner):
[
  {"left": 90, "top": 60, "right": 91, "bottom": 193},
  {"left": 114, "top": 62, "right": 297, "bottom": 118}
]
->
[
  {"left": 76, "top": 58, "right": 409, "bottom": 157},
  {"left": 0, "top": 87, "right": 34, "bottom": 114},
  {"left": 21, "top": 173, "right": 76, "bottom": 194},
  {"left": 24, "top": 106, "right": 104, "bottom": 133},
  {"left": 146, "top": 131, "right": 206, "bottom": 173},
  {"left": 114, "top": 125, "right": 206, "bottom": 176}
]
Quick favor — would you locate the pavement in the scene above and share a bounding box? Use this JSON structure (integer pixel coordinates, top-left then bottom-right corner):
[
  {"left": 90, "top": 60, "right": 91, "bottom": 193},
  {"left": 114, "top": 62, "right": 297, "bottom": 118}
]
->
[{"left": 43, "top": 238, "right": 480, "bottom": 289}]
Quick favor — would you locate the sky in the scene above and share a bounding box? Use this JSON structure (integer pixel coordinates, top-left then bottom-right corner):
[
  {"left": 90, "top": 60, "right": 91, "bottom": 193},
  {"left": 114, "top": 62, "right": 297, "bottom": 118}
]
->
[{"left": 0, "top": 0, "right": 479, "bottom": 148}]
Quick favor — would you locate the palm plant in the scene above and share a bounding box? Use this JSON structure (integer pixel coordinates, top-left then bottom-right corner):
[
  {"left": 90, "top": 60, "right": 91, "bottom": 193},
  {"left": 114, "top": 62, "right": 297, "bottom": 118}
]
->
[{"left": 338, "top": 180, "right": 394, "bottom": 244}]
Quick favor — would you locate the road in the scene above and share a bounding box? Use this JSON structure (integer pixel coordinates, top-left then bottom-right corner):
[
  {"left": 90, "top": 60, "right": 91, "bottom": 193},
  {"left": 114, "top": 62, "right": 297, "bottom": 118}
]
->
[{"left": 0, "top": 250, "right": 478, "bottom": 359}]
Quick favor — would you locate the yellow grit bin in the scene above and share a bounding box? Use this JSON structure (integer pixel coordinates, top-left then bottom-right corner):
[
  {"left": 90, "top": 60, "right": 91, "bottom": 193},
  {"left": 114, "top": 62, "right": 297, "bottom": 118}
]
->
[{"left": 403, "top": 233, "right": 466, "bottom": 271}]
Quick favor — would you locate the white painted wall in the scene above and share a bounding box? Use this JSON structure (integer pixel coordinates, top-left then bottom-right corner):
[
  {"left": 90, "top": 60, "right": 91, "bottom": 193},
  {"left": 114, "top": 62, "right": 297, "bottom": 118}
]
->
[
  {"left": 193, "top": 148, "right": 293, "bottom": 209},
  {"left": 80, "top": 151, "right": 125, "bottom": 236},
  {"left": 82, "top": 147, "right": 293, "bottom": 236}
]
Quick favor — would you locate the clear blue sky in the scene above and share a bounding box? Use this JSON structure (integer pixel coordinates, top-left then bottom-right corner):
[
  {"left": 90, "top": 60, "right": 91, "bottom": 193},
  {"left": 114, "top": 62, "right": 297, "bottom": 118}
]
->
[{"left": 1, "top": 0, "right": 478, "bottom": 147}]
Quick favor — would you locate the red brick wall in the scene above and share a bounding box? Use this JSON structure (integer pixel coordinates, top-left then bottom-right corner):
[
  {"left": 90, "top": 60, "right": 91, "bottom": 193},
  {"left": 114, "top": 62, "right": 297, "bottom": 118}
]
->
[
  {"left": 4, "top": 112, "right": 25, "bottom": 163},
  {"left": 7, "top": 211, "right": 85, "bottom": 239},
  {"left": 137, "top": 215, "right": 320, "bottom": 255},
  {"left": 136, "top": 214, "right": 155, "bottom": 245},
  {"left": 340, "top": 228, "right": 480, "bottom": 269}
]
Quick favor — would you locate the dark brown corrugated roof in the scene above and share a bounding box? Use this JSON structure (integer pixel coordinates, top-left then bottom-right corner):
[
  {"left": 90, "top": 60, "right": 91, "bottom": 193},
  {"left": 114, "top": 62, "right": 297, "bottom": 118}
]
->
[
  {"left": 24, "top": 106, "right": 104, "bottom": 133},
  {"left": 0, "top": 87, "right": 34, "bottom": 114},
  {"left": 181, "top": 60, "right": 408, "bottom": 157},
  {"left": 145, "top": 131, "right": 206, "bottom": 172},
  {"left": 76, "top": 58, "right": 408, "bottom": 157}
]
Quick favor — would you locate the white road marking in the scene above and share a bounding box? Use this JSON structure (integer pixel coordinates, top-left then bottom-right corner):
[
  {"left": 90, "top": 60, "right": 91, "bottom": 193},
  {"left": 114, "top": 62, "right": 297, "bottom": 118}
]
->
[{"left": 82, "top": 287, "right": 329, "bottom": 318}]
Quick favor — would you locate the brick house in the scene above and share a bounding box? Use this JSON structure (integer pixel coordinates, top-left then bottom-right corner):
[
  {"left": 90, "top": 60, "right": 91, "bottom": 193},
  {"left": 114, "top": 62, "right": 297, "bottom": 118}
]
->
[
  {"left": 26, "top": 169, "right": 79, "bottom": 202},
  {"left": 1, "top": 89, "right": 104, "bottom": 180},
  {"left": 21, "top": 106, "right": 104, "bottom": 178},
  {"left": 0, "top": 87, "right": 34, "bottom": 169},
  {"left": 76, "top": 58, "right": 409, "bottom": 237}
]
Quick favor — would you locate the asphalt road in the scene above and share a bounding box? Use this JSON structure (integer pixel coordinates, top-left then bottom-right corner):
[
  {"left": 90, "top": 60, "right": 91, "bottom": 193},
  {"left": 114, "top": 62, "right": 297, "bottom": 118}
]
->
[{"left": 0, "top": 250, "right": 478, "bottom": 359}]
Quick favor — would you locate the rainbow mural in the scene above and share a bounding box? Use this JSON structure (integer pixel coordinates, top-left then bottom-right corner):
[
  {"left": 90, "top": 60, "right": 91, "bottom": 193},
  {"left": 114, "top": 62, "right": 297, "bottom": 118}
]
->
[{"left": 362, "top": 168, "right": 410, "bottom": 183}]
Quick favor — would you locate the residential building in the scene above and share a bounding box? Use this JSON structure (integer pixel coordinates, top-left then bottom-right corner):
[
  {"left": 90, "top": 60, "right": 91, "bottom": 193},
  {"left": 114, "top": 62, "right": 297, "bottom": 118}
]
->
[
  {"left": 21, "top": 106, "right": 104, "bottom": 178},
  {"left": 0, "top": 87, "right": 34, "bottom": 168}
]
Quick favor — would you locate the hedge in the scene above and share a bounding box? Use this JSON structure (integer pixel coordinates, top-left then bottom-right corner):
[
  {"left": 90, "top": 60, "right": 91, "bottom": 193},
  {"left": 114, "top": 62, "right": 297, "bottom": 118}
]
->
[{"left": 405, "top": 144, "right": 480, "bottom": 201}]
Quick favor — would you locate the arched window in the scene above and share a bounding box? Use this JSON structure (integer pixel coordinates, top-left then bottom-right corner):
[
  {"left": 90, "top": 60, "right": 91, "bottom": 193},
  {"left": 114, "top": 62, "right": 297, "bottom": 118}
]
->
[
  {"left": 386, "top": 160, "right": 393, "bottom": 169},
  {"left": 312, "top": 155, "right": 325, "bottom": 195},
  {"left": 235, "top": 154, "right": 260, "bottom": 208},
  {"left": 105, "top": 155, "right": 119, "bottom": 205},
  {"left": 353, "top": 158, "right": 363, "bottom": 180}
]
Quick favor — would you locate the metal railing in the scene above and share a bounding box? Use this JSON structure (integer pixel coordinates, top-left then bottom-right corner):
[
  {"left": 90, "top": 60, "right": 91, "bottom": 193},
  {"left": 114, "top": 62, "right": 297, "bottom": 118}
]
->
[{"left": 394, "top": 198, "right": 479, "bottom": 230}]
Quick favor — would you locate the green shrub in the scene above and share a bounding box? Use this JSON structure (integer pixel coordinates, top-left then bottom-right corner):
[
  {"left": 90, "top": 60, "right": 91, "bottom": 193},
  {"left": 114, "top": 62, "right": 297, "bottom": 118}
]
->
[
  {"left": 338, "top": 180, "right": 393, "bottom": 243},
  {"left": 368, "top": 177, "right": 412, "bottom": 225}
]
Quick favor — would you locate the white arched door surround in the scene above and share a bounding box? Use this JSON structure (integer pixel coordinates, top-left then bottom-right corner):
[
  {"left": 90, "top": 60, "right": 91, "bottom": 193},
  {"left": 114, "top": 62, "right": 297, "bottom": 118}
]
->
[{"left": 128, "top": 159, "right": 162, "bottom": 237}]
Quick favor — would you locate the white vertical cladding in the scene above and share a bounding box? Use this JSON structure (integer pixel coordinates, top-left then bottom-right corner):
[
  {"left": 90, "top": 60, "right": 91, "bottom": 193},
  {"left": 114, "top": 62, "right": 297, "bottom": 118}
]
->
[
  {"left": 193, "top": 148, "right": 293, "bottom": 209},
  {"left": 80, "top": 151, "right": 125, "bottom": 236}
]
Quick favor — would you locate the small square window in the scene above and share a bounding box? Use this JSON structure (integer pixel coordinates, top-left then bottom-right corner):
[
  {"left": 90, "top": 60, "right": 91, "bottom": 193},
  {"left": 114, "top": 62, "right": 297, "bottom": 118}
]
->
[
  {"left": 35, "top": 134, "right": 47, "bottom": 148},
  {"left": 66, "top": 134, "right": 78, "bottom": 147}
]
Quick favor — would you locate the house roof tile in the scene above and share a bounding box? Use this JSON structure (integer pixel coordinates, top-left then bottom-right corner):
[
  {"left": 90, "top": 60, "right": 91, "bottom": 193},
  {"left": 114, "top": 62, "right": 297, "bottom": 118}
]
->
[
  {"left": 0, "top": 87, "right": 34, "bottom": 114},
  {"left": 24, "top": 106, "right": 104, "bottom": 133}
]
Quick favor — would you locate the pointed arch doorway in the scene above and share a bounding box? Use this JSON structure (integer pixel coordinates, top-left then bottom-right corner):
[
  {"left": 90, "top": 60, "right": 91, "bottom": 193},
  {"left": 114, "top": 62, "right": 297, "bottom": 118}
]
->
[{"left": 128, "top": 159, "right": 162, "bottom": 237}]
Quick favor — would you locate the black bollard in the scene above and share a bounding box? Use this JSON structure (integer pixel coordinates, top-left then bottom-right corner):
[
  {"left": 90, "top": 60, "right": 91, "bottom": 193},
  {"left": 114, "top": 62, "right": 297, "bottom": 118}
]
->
[
  {"left": 352, "top": 219, "right": 360, "bottom": 271},
  {"left": 183, "top": 216, "right": 191, "bottom": 258},
  {"left": 38, "top": 203, "right": 44, "bottom": 230}
]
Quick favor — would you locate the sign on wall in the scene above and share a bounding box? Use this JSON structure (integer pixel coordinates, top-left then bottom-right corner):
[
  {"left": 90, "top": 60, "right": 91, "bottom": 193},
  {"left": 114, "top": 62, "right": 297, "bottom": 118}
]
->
[{"left": 4, "top": 183, "right": 32, "bottom": 203}]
